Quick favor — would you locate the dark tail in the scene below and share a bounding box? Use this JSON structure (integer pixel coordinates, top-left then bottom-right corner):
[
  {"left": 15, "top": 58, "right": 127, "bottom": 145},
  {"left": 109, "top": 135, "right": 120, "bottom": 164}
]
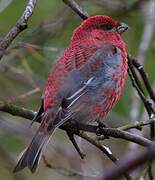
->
[
  {"left": 13, "top": 130, "right": 51, "bottom": 173},
  {"left": 14, "top": 103, "right": 69, "bottom": 173}
]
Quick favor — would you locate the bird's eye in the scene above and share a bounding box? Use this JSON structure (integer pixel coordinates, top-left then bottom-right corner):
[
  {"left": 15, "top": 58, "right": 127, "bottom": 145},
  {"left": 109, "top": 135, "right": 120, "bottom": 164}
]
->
[{"left": 100, "top": 23, "right": 113, "bottom": 31}]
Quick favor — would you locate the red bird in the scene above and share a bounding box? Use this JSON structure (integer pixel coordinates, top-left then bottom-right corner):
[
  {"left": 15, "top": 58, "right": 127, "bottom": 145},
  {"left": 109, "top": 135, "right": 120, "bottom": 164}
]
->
[{"left": 14, "top": 15, "right": 128, "bottom": 173}]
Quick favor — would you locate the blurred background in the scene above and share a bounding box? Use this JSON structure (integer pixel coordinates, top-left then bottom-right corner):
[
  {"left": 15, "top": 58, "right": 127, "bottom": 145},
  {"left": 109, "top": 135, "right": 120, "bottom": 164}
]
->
[{"left": 0, "top": 0, "right": 155, "bottom": 179}]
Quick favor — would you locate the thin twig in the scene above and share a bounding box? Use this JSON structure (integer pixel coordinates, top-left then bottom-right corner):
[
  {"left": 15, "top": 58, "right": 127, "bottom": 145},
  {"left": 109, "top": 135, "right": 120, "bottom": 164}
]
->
[
  {"left": 11, "top": 42, "right": 61, "bottom": 53},
  {"left": 0, "top": 0, "right": 36, "bottom": 60},
  {"left": 118, "top": 118, "right": 155, "bottom": 131},
  {"left": 42, "top": 155, "right": 78, "bottom": 177},
  {"left": 77, "top": 132, "right": 132, "bottom": 180},
  {"left": 128, "top": 57, "right": 155, "bottom": 117},
  {"left": 7, "top": 88, "right": 40, "bottom": 103},
  {"left": 101, "top": 141, "right": 155, "bottom": 180},
  {"left": 0, "top": 102, "right": 152, "bottom": 148},
  {"left": 131, "top": 58, "right": 155, "bottom": 103},
  {"left": 66, "top": 131, "right": 85, "bottom": 159},
  {"left": 63, "top": 0, "right": 88, "bottom": 20}
]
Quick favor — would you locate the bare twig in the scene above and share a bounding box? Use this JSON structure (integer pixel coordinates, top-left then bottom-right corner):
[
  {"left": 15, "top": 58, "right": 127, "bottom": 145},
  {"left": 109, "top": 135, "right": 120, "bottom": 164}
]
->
[
  {"left": 66, "top": 131, "right": 85, "bottom": 159},
  {"left": 0, "top": 102, "right": 152, "bottom": 148},
  {"left": 77, "top": 132, "right": 132, "bottom": 180},
  {"left": 0, "top": 0, "right": 36, "bottom": 60},
  {"left": 63, "top": 0, "right": 88, "bottom": 20},
  {"left": 128, "top": 58, "right": 154, "bottom": 117},
  {"left": 11, "top": 42, "right": 61, "bottom": 53},
  {"left": 100, "top": 141, "right": 155, "bottom": 180},
  {"left": 118, "top": 118, "right": 155, "bottom": 131},
  {"left": 7, "top": 88, "right": 40, "bottom": 103},
  {"left": 131, "top": 59, "right": 155, "bottom": 103},
  {"left": 42, "top": 154, "right": 105, "bottom": 178},
  {"left": 127, "top": 1, "right": 155, "bottom": 178},
  {"left": 42, "top": 155, "right": 78, "bottom": 177},
  {"left": 0, "top": 102, "right": 36, "bottom": 120}
]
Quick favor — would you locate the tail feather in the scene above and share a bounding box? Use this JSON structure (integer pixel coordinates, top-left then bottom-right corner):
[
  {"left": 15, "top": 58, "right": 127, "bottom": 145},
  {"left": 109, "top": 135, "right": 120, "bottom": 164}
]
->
[
  {"left": 14, "top": 104, "right": 69, "bottom": 173},
  {"left": 13, "top": 131, "right": 51, "bottom": 173}
]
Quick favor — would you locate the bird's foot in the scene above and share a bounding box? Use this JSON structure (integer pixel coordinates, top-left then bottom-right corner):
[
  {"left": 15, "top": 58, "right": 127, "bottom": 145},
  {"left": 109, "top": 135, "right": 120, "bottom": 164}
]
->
[{"left": 96, "top": 121, "right": 109, "bottom": 139}]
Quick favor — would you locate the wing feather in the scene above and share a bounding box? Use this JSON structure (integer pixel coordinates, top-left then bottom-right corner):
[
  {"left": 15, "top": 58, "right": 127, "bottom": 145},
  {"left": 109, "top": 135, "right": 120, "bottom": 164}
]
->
[{"left": 59, "top": 44, "right": 120, "bottom": 122}]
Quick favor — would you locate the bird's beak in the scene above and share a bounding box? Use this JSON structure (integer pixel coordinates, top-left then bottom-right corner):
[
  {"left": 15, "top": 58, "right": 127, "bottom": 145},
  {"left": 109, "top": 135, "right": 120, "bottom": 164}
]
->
[{"left": 115, "top": 22, "right": 128, "bottom": 34}]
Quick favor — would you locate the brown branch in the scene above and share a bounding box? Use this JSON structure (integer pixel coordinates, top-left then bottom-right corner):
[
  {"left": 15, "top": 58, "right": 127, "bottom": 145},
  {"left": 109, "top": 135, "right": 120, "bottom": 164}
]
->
[
  {"left": 0, "top": 102, "right": 36, "bottom": 120},
  {"left": 131, "top": 58, "right": 155, "bottom": 103},
  {"left": 7, "top": 88, "right": 40, "bottom": 103},
  {"left": 0, "top": 0, "right": 36, "bottom": 60},
  {"left": 66, "top": 131, "right": 85, "bottom": 159},
  {"left": 76, "top": 132, "right": 132, "bottom": 180},
  {"left": 42, "top": 155, "right": 78, "bottom": 177},
  {"left": 63, "top": 0, "right": 88, "bottom": 20},
  {"left": 118, "top": 118, "right": 155, "bottom": 131},
  {"left": 2, "top": 102, "right": 151, "bottom": 180},
  {"left": 128, "top": 57, "right": 155, "bottom": 179},
  {"left": 0, "top": 98, "right": 152, "bottom": 179},
  {"left": 128, "top": 57, "right": 154, "bottom": 117},
  {"left": 128, "top": 57, "right": 145, "bottom": 95},
  {"left": 10, "top": 42, "right": 61, "bottom": 53},
  {"left": 78, "top": 124, "right": 152, "bottom": 147},
  {"left": 0, "top": 102, "right": 152, "bottom": 147},
  {"left": 101, "top": 141, "right": 155, "bottom": 180},
  {"left": 0, "top": 102, "right": 132, "bottom": 179}
]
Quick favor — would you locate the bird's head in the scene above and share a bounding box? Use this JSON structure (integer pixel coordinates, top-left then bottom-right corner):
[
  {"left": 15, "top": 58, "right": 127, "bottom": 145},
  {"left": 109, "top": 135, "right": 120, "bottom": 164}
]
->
[{"left": 71, "top": 15, "right": 128, "bottom": 47}]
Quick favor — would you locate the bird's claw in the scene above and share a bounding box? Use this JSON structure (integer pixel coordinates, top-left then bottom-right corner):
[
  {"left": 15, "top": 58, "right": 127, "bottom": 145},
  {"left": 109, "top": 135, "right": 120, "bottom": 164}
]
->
[{"left": 96, "top": 121, "right": 109, "bottom": 139}]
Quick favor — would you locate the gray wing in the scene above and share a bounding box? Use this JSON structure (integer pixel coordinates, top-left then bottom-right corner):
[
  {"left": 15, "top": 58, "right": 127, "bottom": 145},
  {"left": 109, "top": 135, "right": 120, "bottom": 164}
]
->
[{"left": 58, "top": 45, "right": 123, "bottom": 123}]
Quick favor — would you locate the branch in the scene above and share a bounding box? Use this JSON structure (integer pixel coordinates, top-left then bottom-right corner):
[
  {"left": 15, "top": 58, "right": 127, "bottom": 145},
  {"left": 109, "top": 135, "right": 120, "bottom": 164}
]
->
[
  {"left": 42, "top": 155, "right": 78, "bottom": 177},
  {"left": 79, "top": 125, "right": 152, "bottom": 147},
  {"left": 101, "top": 141, "right": 155, "bottom": 180},
  {"left": 74, "top": 132, "right": 132, "bottom": 180},
  {"left": 128, "top": 57, "right": 154, "bottom": 117},
  {"left": 0, "top": 102, "right": 152, "bottom": 147},
  {"left": 128, "top": 56, "right": 155, "bottom": 179},
  {"left": 0, "top": 102, "right": 131, "bottom": 179},
  {"left": 0, "top": 0, "right": 36, "bottom": 60},
  {"left": 0, "top": 101, "right": 36, "bottom": 120},
  {"left": 131, "top": 58, "right": 155, "bottom": 103},
  {"left": 63, "top": 0, "right": 88, "bottom": 20},
  {"left": 118, "top": 118, "right": 155, "bottom": 131},
  {"left": 0, "top": 101, "right": 133, "bottom": 179}
]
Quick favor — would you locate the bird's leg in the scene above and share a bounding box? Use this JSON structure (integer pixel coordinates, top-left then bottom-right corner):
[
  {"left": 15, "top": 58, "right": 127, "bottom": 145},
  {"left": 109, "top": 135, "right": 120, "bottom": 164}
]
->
[
  {"left": 96, "top": 121, "right": 110, "bottom": 140},
  {"left": 66, "top": 131, "right": 85, "bottom": 159}
]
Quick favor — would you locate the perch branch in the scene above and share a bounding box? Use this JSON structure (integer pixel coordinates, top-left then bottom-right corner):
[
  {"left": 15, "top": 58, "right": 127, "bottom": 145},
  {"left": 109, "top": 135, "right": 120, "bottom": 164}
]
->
[{"left": 0, "top": 102, "right": 152, "bottom": 147}]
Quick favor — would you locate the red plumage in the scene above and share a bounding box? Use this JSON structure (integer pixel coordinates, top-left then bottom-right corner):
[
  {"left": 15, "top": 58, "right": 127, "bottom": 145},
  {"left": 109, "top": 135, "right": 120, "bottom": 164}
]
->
[{"left": 14, "top": 15, "right": 128, "bottom": 173}]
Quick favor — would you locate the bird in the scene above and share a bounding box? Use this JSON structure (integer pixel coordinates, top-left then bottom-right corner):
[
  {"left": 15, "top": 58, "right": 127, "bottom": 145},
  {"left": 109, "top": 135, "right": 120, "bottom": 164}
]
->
[{"left": 14, "top": 15, "right": 128, "bottom": 173}]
